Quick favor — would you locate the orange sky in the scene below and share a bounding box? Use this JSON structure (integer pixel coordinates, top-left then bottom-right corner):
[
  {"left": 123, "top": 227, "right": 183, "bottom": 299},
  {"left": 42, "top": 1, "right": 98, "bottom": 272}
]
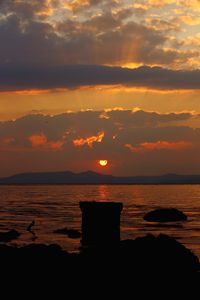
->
[{"left": 1, "top": 0, "right": 200, "bottom": 176}]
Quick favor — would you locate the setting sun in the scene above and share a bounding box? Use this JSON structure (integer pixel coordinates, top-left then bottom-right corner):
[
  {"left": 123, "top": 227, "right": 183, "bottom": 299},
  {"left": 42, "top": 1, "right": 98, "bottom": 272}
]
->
[{"left": 99, "top": 160, "right": 108, "bottom": 167}]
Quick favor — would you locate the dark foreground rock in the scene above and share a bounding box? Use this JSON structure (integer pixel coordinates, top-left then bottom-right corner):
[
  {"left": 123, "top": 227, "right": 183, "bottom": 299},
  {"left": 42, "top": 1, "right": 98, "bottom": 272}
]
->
[
  {"left": 0, "top": 234, "right": 199, "bottom": 295},
  {"left": 0, "top": 229, "right": 20, "bottom": 242},
  {"left": 144, "top": 208, "right": 187, "bottom": 222},
  {"left": 82, "top": 234, "right": 199, "bottom": 275},
  {"left": 54, "top": 228, "right": 81, "bottom": 238},
  {"left": 0, "top": 234, "right": 199, "bottom": 274}
]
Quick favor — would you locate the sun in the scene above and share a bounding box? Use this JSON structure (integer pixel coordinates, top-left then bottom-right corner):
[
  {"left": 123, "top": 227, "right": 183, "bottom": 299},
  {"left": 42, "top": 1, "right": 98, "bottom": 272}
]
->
[{"left": 99, "top": 160, "right": 108, "bottom": 167}]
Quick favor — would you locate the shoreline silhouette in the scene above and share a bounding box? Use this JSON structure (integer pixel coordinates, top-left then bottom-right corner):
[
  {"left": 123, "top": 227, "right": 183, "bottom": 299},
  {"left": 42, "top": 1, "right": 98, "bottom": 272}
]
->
[
  {"left": 2, "top": 170, "right": 200, "bottom": 184},
  {"left": 0, "top": 234, "right": 199, "bottom": 284},
  {"left": 0, "top": 202, "right": 199, "bottom": 281}
]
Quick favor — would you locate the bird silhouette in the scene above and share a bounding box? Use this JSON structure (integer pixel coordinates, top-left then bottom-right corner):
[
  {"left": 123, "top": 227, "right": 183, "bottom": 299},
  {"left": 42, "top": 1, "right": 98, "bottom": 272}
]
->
[{"left": 27, "top": 220, "right": 35, "bottom": 232}]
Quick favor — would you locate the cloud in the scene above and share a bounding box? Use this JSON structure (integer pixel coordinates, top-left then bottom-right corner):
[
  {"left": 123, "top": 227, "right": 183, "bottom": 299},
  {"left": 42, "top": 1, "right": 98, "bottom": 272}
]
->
[
  {"left": 65, "top": 0, "right": 117, "bottom": 12},
  {"left": 0, "top": 109, "right": 200, "bottom": 176},
  {"left": 0, "top": 0, "right": 58, "bottom": 17},
  {"left": 73, "top": 131, "right": 104, "bottom": 147},
  {"left": 173, "top": 15, "right": 200, "bottom": 26},
  {"left": 125, "top": 140, "right": 193, "bottom": 152},
  {"left": 0, "top": 0, "right": 198, "bottom": 72},
  {"left": 146, "top": 0, "right": 200, "bottom": 9},
  {"left": 0, "top": 109, "right": 195, "bottom": 142},
  {"left": 29, "top": 133, "right": 47, "bottom": 147},
  {"left": 105, "top": 109, "right": 192, "bottom": 126},
  {"left": 1, "top": 64, "right": 200, "bottom": 92},
  {"left": 144, "top": 16, "right": 183, "bottom": 34},
  {"left": 28, "top": 133, "right": 64, "bottom": 150}
]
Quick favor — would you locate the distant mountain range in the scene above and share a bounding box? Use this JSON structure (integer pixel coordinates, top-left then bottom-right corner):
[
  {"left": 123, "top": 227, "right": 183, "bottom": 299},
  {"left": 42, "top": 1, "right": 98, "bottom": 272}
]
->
[{"left": 1, "top": 171, "right": 200, "bottom": 184}]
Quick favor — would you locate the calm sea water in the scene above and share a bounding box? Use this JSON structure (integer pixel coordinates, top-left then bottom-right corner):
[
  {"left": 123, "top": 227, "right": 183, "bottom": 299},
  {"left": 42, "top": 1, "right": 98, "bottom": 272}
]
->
[{"left": 1, "top": 184, "right": 200, "bottom": 258}]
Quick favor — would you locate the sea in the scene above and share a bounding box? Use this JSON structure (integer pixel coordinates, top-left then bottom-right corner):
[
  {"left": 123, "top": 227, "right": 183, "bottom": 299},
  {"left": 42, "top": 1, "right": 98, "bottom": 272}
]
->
[{"left": 1, "top": 184, "right": 200, "bottom": 258}]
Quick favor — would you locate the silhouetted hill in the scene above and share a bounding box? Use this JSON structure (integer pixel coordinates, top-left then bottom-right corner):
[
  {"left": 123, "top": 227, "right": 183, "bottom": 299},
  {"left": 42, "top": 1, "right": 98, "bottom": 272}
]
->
[
  {"left": 0, "top": 170, "right": 116, "bottom": 184},
  {"left": 1, "top": 171, "right": 200, "bottom": 184}
]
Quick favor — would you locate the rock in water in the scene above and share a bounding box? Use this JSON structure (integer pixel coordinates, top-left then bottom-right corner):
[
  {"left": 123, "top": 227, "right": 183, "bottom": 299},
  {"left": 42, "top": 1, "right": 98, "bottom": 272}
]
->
[
  {"left": 144, "top": 208, "right": 187, "bottom": 222},
  {"left": 54, "top": 228, "right": 81, "bottom": 239},
  {"left": 0, "top": 229, "right": 21, "bottom": 242}
]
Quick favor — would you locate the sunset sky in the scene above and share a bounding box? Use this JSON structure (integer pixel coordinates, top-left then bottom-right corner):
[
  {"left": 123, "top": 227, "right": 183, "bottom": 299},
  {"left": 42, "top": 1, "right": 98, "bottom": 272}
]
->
[{"left": 1, "top": 0, "right": 200, "bottom": 177}]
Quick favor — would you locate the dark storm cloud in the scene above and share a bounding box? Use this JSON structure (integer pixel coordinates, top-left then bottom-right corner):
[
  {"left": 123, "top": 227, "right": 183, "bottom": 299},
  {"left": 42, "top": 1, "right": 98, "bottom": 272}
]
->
[
  {"left": 106, "top": 110, "right": 192, "bottom": 126},
  {"left": 0, "top": 109, "right": 195, "bottom": 143},
  {"left": 0, "top": 11, "right": 176, "bottom": 66},
  {"left": 0, "top": 13, "right": 62, "bottom": 66},
  {"left": 0, "top": 64, "right": 200, "bottom": 91},
  {"left": 0, "top": 0, "right": 198, "bottom": 77},
  {"left": 1, "top": 109, "right": 200, "bottom": 176}
]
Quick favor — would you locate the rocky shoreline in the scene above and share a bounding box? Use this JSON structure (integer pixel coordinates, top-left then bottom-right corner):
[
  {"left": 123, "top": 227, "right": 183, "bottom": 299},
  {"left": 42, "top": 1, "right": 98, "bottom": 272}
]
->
[{"left": 0, "top": 233, "right": 199, "bottom": 274}]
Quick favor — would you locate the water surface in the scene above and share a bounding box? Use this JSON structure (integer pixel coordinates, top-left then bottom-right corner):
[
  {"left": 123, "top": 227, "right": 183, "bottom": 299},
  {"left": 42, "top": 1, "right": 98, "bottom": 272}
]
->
[{"left": 0, "top": 184, "right": 200, "bottom": 257}]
